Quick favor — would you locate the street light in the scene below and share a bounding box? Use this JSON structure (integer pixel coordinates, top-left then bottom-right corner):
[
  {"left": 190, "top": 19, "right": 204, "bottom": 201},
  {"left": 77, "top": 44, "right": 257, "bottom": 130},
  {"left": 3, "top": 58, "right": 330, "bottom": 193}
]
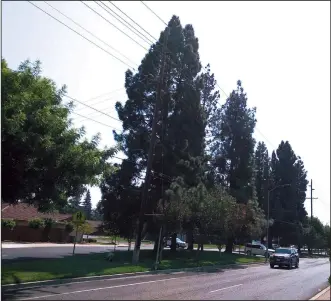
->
[{"left": 265, "top": 184, "right": 291, "bottom": 262}]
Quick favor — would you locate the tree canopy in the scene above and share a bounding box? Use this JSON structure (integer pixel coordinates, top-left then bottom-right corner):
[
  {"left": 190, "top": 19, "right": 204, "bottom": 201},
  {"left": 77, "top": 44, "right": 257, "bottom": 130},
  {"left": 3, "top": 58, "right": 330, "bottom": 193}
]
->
[{"left": 2, "top": 58, "right": 116, "bottom": 211}]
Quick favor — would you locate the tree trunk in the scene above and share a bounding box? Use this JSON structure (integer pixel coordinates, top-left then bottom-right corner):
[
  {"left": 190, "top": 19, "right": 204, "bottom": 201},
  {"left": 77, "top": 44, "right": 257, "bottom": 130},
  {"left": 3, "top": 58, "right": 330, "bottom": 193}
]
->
[
  {"left": 159, "top": 227, "right": 166, "bottom": 262},
  {"left": 225, "top": 237, "right": 234, "bottom": 253},
  {"left": 128, "top": 238, "right": 132, "bottom": 251},
  {"left": 268, "top": 235, "right": 273, "bottom": 249},
  {"left": 153, "top": 236, "right": 159, "bottom": 253},
  {"left": 187, "top": 230, "right": 194, "bottom": 250},
  {"left": 170, "top": 233, "right": 177, "bottom": 252}
]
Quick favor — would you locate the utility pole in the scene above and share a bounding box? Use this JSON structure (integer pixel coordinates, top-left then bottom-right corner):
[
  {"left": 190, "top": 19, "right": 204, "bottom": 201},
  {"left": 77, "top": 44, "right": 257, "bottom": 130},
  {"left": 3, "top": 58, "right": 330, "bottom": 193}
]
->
[
  {"left": 132, "top": 29, "right": 169, "bottom": 264},
  {"left": 305, "top": 179, "right": 318, "bottom": 255},
  {"left": 306, "top": 179, "right": 318, "bottom": 221}
]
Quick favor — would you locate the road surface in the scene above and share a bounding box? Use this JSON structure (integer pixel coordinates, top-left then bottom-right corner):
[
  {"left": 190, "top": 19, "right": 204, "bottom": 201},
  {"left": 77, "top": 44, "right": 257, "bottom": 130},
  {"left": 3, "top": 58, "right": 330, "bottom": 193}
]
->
[
  {"left": 2, "top": 245, "right": 246, "bottom": 261},
  {"left": 2, "top": 258, "right": 329, "bottom": 300},
  {"left": 1, "top": 245, "right": 154, "bottom": 260},
  {"left": 2, "top": 243, "right": 318, "bottom": 261}
]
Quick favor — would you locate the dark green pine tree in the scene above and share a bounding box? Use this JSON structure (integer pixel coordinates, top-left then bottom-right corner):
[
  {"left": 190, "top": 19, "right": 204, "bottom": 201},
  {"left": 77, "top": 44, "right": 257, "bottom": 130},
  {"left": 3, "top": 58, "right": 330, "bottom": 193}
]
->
[
  {"left": 108, "top": 16, "right": 208, "bottom": 257},
  {"left": 210, "top": 80, "right": 257, "bottom": 253},
  {"left": 83, "top": 190, "right": 92, "bottom": 220},
  {"left": 254, "top": 141, "right": 270, "bottom": 216},
  {"left": 182, "top": 64, "right": 220, "bottom": 249},
  {"left": 269, "top": 141, "right": 308, "bottom": 248},
  {"left": 99, "top": 161, "right": 141, "bottom": 243}
]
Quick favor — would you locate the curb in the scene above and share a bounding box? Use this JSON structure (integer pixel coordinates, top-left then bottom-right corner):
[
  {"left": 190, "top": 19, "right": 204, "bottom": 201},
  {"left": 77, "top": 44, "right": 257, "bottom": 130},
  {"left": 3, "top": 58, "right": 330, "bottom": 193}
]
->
[
  {"left": 2, "top": 261, "right": 266, "bottom": 291},
  {"left": 309, "top": 286, "right": 330, "bottom": 300}
]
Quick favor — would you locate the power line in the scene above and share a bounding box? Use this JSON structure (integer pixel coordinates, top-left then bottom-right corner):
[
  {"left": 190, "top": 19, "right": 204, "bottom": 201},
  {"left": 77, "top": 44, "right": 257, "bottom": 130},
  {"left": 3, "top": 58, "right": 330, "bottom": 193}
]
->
[
  {"left": 80, "top": 1, "right": 149, "bottom": 51},
  {"left": 43, "top": 1, "right": 138, "bottom": 68},
  {"left": 140, "top": 1, "right": 167, "bottom": 26},
  {"left": 74, "top": 107, "right": 115, "bottom": 121},
  {"left": 81, "top": 87, "right": 125, "bottom": 104},
  {"left": 27, "top": 1, "right": 136, "bottom": 70},
  {"left": 75, "top": 93, "right": 123, "bottom": 113},
  {"left": 97, "top": 1, "right": 154, "bottom": 45},
  {"left": 109, "top": 1, "right": 157, "bottom": 42},
  {"left": 79, "top": 2, "right": 216, "bottom": 133},
  {"left": 71, "top": 111, "right": 121, "bottom": 131},
  {"left": 65, "top": 94, "right": 121, "bottom": 122}
]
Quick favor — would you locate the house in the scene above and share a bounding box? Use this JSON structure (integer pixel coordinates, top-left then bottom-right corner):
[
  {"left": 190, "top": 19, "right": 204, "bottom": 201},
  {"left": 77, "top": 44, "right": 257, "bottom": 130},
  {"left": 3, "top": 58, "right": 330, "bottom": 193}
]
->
[{"left": 1, "top": 202, "right": 102, "bottom": 243}]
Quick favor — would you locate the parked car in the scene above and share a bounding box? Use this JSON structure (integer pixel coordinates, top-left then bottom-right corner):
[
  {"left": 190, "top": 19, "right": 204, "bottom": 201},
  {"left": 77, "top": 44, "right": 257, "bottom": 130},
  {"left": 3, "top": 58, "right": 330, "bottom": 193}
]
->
[
  {"left": 272, "top": 244, "right": 280, "bottom": 249},
  {"left": 245, "top": 242, "right": 275, "bottom": 257},
  {"left": 164, "top": 237, "right": 187, "bottom": 248},
  {"left": 269, "top": 247, "right": 299, "bottom": 269}
]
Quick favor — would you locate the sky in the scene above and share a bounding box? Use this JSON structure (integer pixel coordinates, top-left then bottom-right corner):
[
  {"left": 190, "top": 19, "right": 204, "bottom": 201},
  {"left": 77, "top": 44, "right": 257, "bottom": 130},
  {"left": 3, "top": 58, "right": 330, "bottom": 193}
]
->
[{"left": 2, "top": 1, "right": 330, "bottom": 225}]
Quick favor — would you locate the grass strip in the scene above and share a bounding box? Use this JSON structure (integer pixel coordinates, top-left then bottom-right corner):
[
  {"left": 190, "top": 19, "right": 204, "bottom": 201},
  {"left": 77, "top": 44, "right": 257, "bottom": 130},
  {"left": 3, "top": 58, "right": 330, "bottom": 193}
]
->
[{"left": 2, "top": 250, "right": 264, "bottom": 285}]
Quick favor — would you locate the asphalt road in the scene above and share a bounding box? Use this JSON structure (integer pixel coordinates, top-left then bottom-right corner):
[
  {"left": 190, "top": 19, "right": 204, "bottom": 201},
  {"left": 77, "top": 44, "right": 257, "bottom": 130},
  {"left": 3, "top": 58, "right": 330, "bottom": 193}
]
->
[
  {"left": 2, "top": 258, "right": 329, "bottom": 300},
  {"left": 1, "top": 245, "right": 156, "bottom": 261},
  {"left": 2, "top": 245, "right": 247, "bottom": 261}
]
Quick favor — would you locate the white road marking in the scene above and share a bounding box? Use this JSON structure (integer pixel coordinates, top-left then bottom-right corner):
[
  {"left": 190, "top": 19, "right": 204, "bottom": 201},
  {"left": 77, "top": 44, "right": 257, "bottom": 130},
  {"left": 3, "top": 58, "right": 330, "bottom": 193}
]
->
[
  {"left": 17, "top": 276, "right": 184, "bottom": 300},
  {"left": 209, "top": 283, "right": 243, "bottom": 293}
]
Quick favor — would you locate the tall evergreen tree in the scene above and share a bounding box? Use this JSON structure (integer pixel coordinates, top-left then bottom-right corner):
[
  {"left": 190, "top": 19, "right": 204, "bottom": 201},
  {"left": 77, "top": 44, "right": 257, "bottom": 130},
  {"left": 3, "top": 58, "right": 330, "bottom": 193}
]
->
[
  {"left": 101, "top": 16, "right": 213, "bottom": 259},
  {"left": 83, "top": 190, "right": 92, "bottom": 219},
  {"left": 254, "top": 141, "right": 270, "bottom": 215},
  {"left": 210, "top": 80, "right": 257, "bottom": 253},
  {"left": 269, "top": 141, "right": 308, "bottom": 248}
]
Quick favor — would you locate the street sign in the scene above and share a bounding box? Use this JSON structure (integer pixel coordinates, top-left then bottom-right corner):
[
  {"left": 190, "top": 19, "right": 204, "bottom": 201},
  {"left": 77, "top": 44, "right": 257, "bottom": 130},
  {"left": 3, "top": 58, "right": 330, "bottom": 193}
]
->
[
  {"left": 72, "top": 211, "right": 85, "bottom": 225},
  {"left": 72, "top": 211, "right": 86, "bottom": 255}
]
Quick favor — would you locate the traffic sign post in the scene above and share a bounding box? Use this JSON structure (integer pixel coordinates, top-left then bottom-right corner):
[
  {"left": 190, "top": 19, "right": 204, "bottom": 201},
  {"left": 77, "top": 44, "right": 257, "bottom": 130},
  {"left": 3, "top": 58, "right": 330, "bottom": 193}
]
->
[
  {"left": 72, "top": 211, "right": 86, "bottom": 224},
  {"left": 72, "top": 211, "right": 86, "bottom": 255}
]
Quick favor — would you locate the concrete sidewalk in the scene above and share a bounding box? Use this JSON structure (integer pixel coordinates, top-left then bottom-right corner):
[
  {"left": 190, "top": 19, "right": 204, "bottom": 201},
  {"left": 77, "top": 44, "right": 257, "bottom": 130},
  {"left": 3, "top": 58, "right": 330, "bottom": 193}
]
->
[{"left": 310, "top": 286, "right": 330, "bottom": 300}]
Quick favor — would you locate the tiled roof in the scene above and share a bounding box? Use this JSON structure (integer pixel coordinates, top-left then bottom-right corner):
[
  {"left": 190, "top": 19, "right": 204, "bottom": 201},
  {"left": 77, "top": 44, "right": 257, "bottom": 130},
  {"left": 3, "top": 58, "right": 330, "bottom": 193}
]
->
[{"left": 1, "top": 203, "right": 72, "bottom": 222}]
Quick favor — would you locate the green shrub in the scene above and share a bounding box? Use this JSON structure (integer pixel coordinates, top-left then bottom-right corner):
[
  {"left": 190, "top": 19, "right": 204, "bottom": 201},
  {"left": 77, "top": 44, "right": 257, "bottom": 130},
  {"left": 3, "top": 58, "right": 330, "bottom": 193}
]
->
[
  {"left": 2, "top": 219, "right": 16, "bottom": 230},
  {"left": 65, "top": 222, "right": 74, "bottom": 233},
  {"left": 28, "top": 218, "right": 45, "bottom": 229},
  {"left": 43, "top": 218, "right": 54, "bottom": 229}
]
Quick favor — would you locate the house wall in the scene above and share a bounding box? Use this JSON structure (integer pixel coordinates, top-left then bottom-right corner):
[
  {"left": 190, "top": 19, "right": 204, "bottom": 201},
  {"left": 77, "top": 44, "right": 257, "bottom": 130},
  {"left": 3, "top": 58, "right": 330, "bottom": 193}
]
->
[{"left": 1, "top": 221, "right": 72, "bottom": 243}]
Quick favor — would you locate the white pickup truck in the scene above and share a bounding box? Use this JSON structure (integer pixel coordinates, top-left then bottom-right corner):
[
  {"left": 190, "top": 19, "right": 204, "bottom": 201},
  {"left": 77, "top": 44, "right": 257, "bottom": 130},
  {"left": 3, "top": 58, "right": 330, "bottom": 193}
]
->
[
  {"left": 164, "top": 237, "right": 187, "bottom": 249},
  {"left": 245, "top": 242, "right": 275, "bottom": 257}
]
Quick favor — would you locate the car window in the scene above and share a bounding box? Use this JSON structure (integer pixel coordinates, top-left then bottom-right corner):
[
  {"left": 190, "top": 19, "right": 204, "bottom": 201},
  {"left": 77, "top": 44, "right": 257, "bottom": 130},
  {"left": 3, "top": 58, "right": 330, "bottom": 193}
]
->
[{"left": 276, "top": 248, "right": 291, "bottom": 254}]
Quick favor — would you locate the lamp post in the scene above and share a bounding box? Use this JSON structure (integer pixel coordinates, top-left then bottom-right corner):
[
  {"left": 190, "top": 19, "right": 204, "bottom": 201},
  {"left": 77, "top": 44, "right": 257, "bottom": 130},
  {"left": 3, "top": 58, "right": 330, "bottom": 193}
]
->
[{"left": 265, "top": 184, "right": 291, "bottom": 262}]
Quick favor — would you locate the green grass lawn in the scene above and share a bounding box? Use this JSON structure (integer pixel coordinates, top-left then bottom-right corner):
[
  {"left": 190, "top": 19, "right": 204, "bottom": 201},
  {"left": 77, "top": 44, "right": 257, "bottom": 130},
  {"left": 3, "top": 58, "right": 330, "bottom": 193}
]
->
[{"left": 2, "top": 250, "right": 264, "bottom": 285}]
